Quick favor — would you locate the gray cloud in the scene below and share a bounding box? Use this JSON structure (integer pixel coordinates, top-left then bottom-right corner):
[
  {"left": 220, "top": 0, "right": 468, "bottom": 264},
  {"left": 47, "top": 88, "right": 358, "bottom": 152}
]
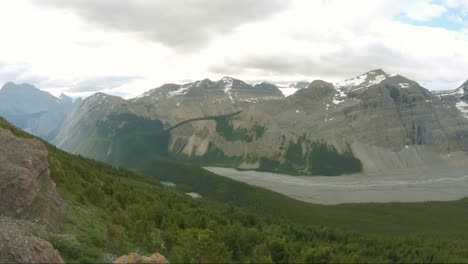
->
[
  {"left": 0, "top": 62, "right": 50, "bottom": 87},
  {"left": 208, "top": 51, "right": 378, "bottom": 80},
  {"left": 209, "top": 42, "right": 467, "bottom": 87},
  {"left": 35, "top": 0, "right": 288, "bottom": 52},
  {"left": 0, "top": 62, "right": 141, "bottom": 95},
  {"left": 67, "top": 76, "right": 142, "bottom": 92}
]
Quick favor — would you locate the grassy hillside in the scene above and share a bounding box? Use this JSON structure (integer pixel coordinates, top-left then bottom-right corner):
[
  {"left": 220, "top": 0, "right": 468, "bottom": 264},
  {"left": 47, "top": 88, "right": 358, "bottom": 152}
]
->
[{"left": 2, "top": 117, "right": 468, "bottom": 263}]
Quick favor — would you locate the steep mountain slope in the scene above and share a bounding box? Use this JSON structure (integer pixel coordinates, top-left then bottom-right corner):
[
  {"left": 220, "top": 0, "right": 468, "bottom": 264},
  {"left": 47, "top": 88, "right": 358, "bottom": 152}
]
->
[
  {"left": 6, "top": 117, "right": 464, "bottom": 263},
  {"left": 169, "top": 70, "right": 468, "bottom": 175},
  {"left": 0, "top": 82, "right": 82, "bottom": 140},
  {"left": 50, "top": 93, "right": 168, "bottom": 166},
  {"left": 52, "top": 77, "right": 284, "bottom": 164}
]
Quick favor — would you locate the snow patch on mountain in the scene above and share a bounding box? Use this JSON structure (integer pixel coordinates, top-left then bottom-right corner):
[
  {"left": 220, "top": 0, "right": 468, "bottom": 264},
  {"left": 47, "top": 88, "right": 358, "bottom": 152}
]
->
[
  {"left": 332, "top": 98, "right": 345, "bottom": 105},
  {"left": 221, "top": 77, "right": 235, "bottom": 102},
  {"left": 278, "top": 87, "right": 299, "bottom": 97},
  {"left": 335, "top": 70, "right": 389, "bottom": 91},
  {"left": 367, "top": 74, "right": 387, "bottom": 86},
  {"left": 456, "top": 101, "right": 468, "bottom": 117},
  {"left": 399, "top": 83, "right": 411, "bottom": 88},
  {"left": 335, "top": 74, "right": 366, "bottom": 89},
  {"left": 168, "top": 84, "right": 191, "bottom": 98}
]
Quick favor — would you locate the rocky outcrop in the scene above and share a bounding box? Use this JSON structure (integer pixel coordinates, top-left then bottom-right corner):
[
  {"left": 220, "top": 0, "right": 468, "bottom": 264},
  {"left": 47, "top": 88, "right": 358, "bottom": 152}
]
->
[
  {"left": 0, "top": 127, "right": 65, "bottom": 262},
  {"left": 0, "top": 217, "right": 64, "bottom": 263},
  {"left": 0, "top": 127, "right": 63, "bottom": 228},
  {"left": 114, "top": 252, "right": 169, "bottom": 264}
]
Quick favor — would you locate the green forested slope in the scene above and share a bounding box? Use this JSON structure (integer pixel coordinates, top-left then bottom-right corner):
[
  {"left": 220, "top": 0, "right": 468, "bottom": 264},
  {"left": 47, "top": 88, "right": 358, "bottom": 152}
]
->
[
  {"left": 139, "top": 158, "right": 468, "bottom": 239},
  {"left": 1, "top": 117, "right": 468, "bottom": 263}
]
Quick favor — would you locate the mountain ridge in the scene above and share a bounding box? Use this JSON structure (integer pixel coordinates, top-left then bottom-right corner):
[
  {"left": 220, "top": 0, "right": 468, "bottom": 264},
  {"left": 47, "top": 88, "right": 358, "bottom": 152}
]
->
[
  {"left": 47, "top": 70, "right": 468, "bottom": 176},
  {"left": 167, "top": 70, "right": 468, "bottom": 175},
  {"left": 0, "top": 82, "right": 82, "bottom": 140}
]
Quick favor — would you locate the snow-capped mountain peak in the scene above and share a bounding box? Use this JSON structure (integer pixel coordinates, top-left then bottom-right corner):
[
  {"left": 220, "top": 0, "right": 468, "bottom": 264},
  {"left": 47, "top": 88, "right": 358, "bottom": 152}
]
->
[{"left": 335, "top": 69, "right": 390, "bottom": 90}]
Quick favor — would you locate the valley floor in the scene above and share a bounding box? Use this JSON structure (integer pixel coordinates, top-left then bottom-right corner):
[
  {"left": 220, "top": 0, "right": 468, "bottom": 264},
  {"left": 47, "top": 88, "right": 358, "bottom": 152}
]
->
[{"left": 205, "top": 166, "right": 468, "bottom": 204}]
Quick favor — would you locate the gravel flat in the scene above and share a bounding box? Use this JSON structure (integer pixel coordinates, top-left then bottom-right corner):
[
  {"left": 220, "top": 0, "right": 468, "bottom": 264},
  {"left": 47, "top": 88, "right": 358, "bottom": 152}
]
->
[{"left": 204, "top": 166, "right": 468, "bottom": 204}]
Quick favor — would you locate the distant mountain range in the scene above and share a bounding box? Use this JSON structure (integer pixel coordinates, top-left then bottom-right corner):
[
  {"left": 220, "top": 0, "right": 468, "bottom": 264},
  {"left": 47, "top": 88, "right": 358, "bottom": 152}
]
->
[
  {"left": 0, "top": 82, "right": 82, "bottom": 140},
  {"left": 2, "top": 69, "right": 453, "bottom": 176}
]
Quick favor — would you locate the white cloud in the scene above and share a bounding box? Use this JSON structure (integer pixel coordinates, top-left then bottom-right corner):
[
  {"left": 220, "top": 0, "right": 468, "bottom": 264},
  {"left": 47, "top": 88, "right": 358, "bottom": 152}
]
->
[
  {"left": 0, "top": 0, "right": 467, "bottom": 98},
  {"left": 445, "top": 0, "right": 468, "bottom": 9},
  {"left": 402, "top": 0, "right": 447, "bottom": 21}
]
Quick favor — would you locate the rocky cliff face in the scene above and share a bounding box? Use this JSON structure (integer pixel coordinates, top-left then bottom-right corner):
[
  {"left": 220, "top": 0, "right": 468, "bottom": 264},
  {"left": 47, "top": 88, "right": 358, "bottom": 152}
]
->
[
  {"left": 0, "top": 126, "right": 64, "bottom": 262},
  {"left": 0, "top": 127, "right": 63, "bottom": 228},
  {"left": 169, "top": 70, "right": 468, "bottom": 175}
]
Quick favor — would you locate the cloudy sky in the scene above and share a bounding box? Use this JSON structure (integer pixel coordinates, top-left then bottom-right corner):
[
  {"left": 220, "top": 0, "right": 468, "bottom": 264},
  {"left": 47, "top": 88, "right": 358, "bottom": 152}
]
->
[{"left": 0, "top": 0, "right": 467, "bottom": 98}]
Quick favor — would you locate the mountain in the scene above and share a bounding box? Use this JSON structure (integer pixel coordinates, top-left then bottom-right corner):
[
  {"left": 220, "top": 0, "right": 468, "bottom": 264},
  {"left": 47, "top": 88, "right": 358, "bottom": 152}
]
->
[
  {"left": 52, "top": 77, "right": 284, "bottom": 163},
  {"left": 51, "top": 70, "right": 468, "bottom": 176},
  {"left": 168, "top": 69, "right": 468, "bottom": 175},
  {"left": 433, "top": 79, "right": 468, "bottom": 117},
  {"left": 0, "top": 82, "right": 82, "bottom": 140},
  {"left": 5, "top": 117, "right": 462, "bottom": 263},
  {"left": 130, "top": 77, "right": 284, "bottom": 125}
]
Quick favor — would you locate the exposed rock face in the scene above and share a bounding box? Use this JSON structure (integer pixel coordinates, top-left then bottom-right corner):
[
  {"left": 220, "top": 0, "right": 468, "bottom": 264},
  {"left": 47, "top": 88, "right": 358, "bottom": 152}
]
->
[
  {"left": 0, "top": 217, "right": 64, "bottom": 264},
  {"left": 114, "top": 252, "right": 169, "bottom": 264},
  {"left": 0, "top": 127, "right": 63, "bottom": 228},
  {"left": 169, "top": 71, "right": 468, "bottom": 175}
]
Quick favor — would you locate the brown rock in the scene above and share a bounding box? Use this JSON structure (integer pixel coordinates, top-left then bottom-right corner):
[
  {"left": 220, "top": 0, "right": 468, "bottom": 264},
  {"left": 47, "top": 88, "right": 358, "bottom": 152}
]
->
[
  {"left": 0, "top": 218, "right": 64, "bottom": 263},
  {"left": 0, "top": 128, "right": 63, "bottom": 229},
  {"left": 114, "top": 252, "right": 169, "bottom": 264}
]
